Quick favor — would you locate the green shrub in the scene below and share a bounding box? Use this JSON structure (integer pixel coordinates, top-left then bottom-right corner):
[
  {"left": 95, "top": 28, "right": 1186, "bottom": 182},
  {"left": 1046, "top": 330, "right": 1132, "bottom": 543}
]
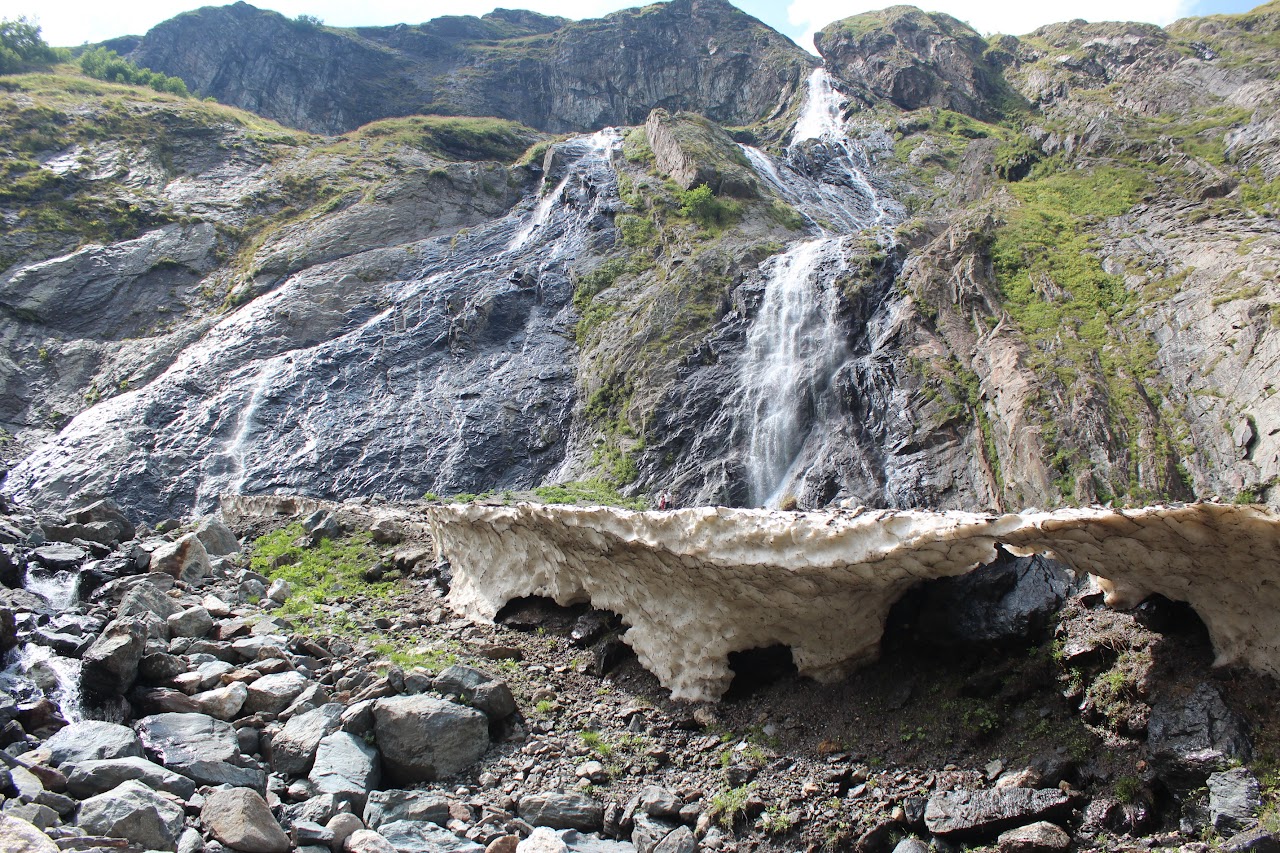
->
[
  {"left": 0, "top": 18, "right": 67, "bottom": 74},
  {"left": 616, "top": 213, "right": 656, "bottom": 247},
  {"left": 78, "top": 47, "right": 189, "bottom": 97},
  {"left": 674, "top": 183, "right": 740, "bottom": 227}
]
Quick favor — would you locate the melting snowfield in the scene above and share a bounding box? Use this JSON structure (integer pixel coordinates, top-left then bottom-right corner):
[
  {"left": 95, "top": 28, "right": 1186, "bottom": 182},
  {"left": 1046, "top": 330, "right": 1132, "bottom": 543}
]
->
[{"left": 425, "top": 501, "right": 1280, "bottom": 701}]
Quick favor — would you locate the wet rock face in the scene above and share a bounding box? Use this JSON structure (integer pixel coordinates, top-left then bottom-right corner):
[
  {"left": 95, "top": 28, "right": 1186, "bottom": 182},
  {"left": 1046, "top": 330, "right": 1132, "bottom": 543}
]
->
[
  {"left": 815, "top": 7, "right": 1016, "bottom": 120},
  {"left": 126, "top": 0, "right": 813, "bottom": 135}
]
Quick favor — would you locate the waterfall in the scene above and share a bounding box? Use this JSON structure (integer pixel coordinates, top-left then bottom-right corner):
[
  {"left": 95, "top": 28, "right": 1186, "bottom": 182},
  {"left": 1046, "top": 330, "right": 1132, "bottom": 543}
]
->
[
  {"left": 1, "top": 567, "right": 86, "bottom": 723},
  {"left": 735, "top": 68, "right": 902, "bottom": 507}
]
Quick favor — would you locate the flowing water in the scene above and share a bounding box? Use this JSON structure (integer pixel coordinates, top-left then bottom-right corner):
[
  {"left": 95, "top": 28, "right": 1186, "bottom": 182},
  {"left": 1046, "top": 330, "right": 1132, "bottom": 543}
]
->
[
  {"left": 0, "top": 567, "right": 86, "bottom": 723},
  {"left": 736, "top": 68, "right": 903, "bottom": 507}
]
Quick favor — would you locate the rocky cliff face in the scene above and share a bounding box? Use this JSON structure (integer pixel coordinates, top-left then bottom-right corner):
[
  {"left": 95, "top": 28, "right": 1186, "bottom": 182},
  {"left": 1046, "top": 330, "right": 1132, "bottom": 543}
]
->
[
  {"left": 124, "top": 0, "right": 815, "bottom": 135},
  {"left": 3, "top": 1, "right": 1280, "bottom": 517}
]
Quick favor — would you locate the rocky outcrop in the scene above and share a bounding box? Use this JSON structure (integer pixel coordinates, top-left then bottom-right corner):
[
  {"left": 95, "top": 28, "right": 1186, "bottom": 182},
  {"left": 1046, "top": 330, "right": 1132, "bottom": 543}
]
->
[
  {"left": 815, "top": 6, "right": 1018, "bottom": 120},
  {"left": 644, "top": 110, "right": 759, "bottom": 198},
  {"left": 124, "top": 0, "right": 814, "bottom": 135},
  {"left": 428, "top": 502, "right": 1280, "bottom": 700}
]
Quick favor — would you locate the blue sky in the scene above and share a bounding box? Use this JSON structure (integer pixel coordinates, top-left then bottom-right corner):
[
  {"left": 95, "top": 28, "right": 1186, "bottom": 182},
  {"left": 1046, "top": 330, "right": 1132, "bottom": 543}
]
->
[{"left": 8, "top": 0, "right": 1268, "bottom": 51}]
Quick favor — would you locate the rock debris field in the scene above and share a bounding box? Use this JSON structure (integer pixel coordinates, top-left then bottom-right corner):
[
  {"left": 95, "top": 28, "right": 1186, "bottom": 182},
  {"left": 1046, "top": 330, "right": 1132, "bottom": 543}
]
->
[{"left": 2, "top": 493, "right": 1280, "bottom": 853}]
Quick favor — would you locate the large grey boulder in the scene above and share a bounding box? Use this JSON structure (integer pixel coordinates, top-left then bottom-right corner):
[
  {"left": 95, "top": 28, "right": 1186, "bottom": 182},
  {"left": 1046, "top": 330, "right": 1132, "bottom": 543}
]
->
[
  {"left": 80, "top": 617, "right": 148, "bottom": 699},
  {"left": 373, "top": 695, "right": 489, "bottom": 784},
  {"left": 43, "top": 721, "right": 143, "bottom": 766},
  {"left": 309, "top": 731, "right": 379, "bottom": 809},
  {"left": 196, "top": 517, "right": 240, "bottom": 556},
  {"left": 363, "top": 789, "right": 453, "bottom": 829},
  {"left": 135, "top": 711, "right": 264, "bottom": 788},
  {"left": 76, "top": 779, "right": 185, "bottom": 851},
  {"left": 31, "top": 543, "right": 87, "bottom": 571},
  {"left": 378, "top": 820, "right": 485, "bottom": 853},
  {"left": 63, "top": 756, "right": 197, "bottom": 800},
  {"left": 271, "top": 702, "right": 344, "bottom": 776},
  {"left": 117, "top": 580, "right": 182, "bottom": 621},
  {"left": 167, "top": 606, "right": 215, "bottom": 638},
  {"left": 201, "top": 787, "right": 291, "bottom": 853},
  {"left": 150, "top": 533, "right": 211, "bottom": 585},
  {"left": 433, "top": 664, "right": 517, "bottom": 720},
  {"left": 519, "top": 791, "right": 605, "bottom": 832},
  {"left": 345, "top": 830, "right": 399, "bottom": 853},
  {"left": 0, "top": 814, "right": 59, "bottom": 853},
  {"left": 1149, "top": 683, "right": 1251, "bottom": 783},
  {"left": 1210, "top": 768, "right": 1262, "bottom": 834},
  {"left": 924, "top": 788, "right": 1072, "bottom": 841},
  {"left": 243, "top": 670, "right": 310, "bottom": 715},
  {"left": 192, "top": 681, "right": 249, "bottom": 720}
]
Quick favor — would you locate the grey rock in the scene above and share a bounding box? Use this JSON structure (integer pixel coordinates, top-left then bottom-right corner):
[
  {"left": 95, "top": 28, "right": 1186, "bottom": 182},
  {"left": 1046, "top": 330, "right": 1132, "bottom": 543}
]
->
[
  {"left": 433, "top": 665, "right": 517, "bottom": 720},
  {"left": 80, "top": 617, "right": 148, "bottom": 699},
  {"left": 901, "top": 551, "right": 1077, "bottom": 648},
  {"left": 291, "top": 820, "right": 334, "bottom": 847},
  {"left": 1224, "top": 827, "right": 1280, "bottom": 853},
  {"left": 924, "top": 788, "right": 1072, "bottom": 841},
  {"left": 520, "top": 792, "right": 605, "bottom": 832},
  {"left": 43, "top": 721, "right": 143, "bottom": 766},
  {"left": 284, "top": 793, "right": 343, "bottom": 827},
  {"left": 177, "top": 827, "right": 206, "bottom": 853},
  {"left": 76, "top": 779, "right": 185, "bottom": 851},
  {"left": 195, "top": 518, "right": 240, "bottom": 557},
  {"left": 651, "top": 825, "right": 694, "bottom": 853},
  {"left": 266, "top": 579, "right": 291, "bottom": 604},
  {"left": 167, "top": 607, "right": 215, "bottom": 639},
  {"left": 637, "top": 787, "right": 680, "bottom": 819},
  {"left": 133, "top": 711, "right": 264, "bottom": 788},
  {"left": 243, "top": 671, "right": 310, "bottom": 715},
  {"left": 63, "top": 756, "right": 197, "bottom": 800},
  {"left": 345, "top": 829, "right": 398, "bottom": 853},
  {"left": 140, "top": 652, "right": 189, "bottom": 682},
  {"left": 269, "top": 703, "right": 343, "bottom": 777},
  {"left": 997, "top": 821, "right": 1071, "bottom": 853},
  {"left": 326, "top": 813, "right": 364, "bottom": 850},
  {"left": 0, "top": 814, "right": 59, "bottom": 853},
  {"left": 309, "top": 731, "right": 379, "bottom": 810},
  {"left": 378, "top": 820, "right": 484, "bottom": 853},
  {"left": 191, "top": 682, "right": 249, "bottom": 721},
  {"left": 31, "top": 543, "right": 87, "bottom": 571},
  {"left": 4, "top": 803, "right": 58, "bottom": 830},
  {"left": 150, "top": 534, "right": 211, "bottom": 586},
  {"left": 1210, "top": 768, "right": 1262, "bottom": 834},
  {"left": 630, "top": 815, "right": 677, "bottom": 853},
  {"left": 892, "top": 840, "right": 931, "bottom": 853},
  {"left": 372, "top": 695, "right": 489, "bottom": 784},
  {"left": 518, "top": 828, "right": 637, "bottom": 853},
  {"left": 1149, "top": 683, "right": 1251, "bottom": 782},
  {"left": 201, "top": 787, "right": 291, "bottom": 853},
  {"left": 363, "top": 789, "right": 453, "bottom": 830}
]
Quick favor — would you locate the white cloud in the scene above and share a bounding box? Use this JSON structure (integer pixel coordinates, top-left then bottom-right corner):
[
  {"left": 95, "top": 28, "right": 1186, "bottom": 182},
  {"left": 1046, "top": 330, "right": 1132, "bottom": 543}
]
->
[{"left": 787, "top": 0, "right": 1196, "bottom": 53}]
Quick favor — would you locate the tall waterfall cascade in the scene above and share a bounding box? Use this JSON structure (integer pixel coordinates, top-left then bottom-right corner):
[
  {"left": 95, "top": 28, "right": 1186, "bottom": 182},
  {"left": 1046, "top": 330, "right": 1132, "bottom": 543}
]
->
[{"left": 736, "top": 68, "right": 904, "bottom": 507}]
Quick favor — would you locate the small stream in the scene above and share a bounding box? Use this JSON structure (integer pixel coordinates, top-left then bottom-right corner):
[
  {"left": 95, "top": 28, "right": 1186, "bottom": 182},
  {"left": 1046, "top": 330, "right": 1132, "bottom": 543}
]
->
[{"left": 1, "top": 568, "right": 87, "bottom": 724}]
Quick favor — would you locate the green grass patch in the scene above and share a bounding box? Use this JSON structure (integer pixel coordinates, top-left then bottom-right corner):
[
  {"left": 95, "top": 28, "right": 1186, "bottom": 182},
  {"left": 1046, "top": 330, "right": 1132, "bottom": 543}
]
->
[
  {"left": 249, "top": 523, "right": 392, "bottom": 617},
  {"left": 532, "top": 478, "right": 647, "bottom": 510},
  {"left": 344, "top": 114, "right": 543, "bottom": 163}
]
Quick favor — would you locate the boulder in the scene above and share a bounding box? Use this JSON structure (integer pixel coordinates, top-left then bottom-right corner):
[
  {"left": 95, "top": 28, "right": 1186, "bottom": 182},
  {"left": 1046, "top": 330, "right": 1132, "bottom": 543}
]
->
[
  {"left": 201, "top": 787, "right": 291, "bottom": 853},
  {"left": 519, "top": 791, "right": 605, "bottom": 832},
  {"left": 80, "top": 617, "right": 148, "bottom": 699},
  {"left": 309, "top": 731, "right": 380, "bottom": 809},
  {"left": 434, "top": 665, "right": 517, "bottom": 720},
  {"left": 924, "top": 788, "right": 1072, "bottom": 841},
  {"left": 1210, "top": 768, "right": 1262, "bottom": 834},
  {"left": 196, "top": 517, "right": 240, "bottom": 556},
  {"left": 31, "top": 543, "right": 86, "bottom": 571},
  {"left": 63, "top": 756, "right": 197, "bottom": 800},
  {"left": 244, "top": 670, "right": 310, "bottom": 715},
  {"left": 363, "top": 789, "right": 453, "bottom": 829},
  {"left": 116, "top": 579, "right": 182, "bottom": 621},
  {"left": 997, "top": 821, "right": 1071, "bottom": 853},
  {"left": 1149, "top": 683, "right": 1251, "bottom": 783},
  {"left": 150, "top": 534, "right": 211, "bottom": 585},
  {"left": 76, "top": 779, "right": 185, "bottom": 851},
  {"left": 372, "top": 695, "right": 489, "bottom": 784},
  {"left": 327, "top": 812, "right": 364, "bottom": 849},
  {"left": 0, "top": 814, "right": 59, "bottom": 853},
  {"left": 346, "top": 829, "right": 399, "bottom": 853},
  {"left": 378, "top": 820, "right": 485, "bottom": 853},
  {"left": 66, "top": 499, "right": 135, "bottom": 543},
  {"left": 192, "top": 681, "right": 249, "bottom": 720},
  {"left": 271, "top": 703, "right": 344, "bottom": 777},
  {"left": 134, "top": 712, "right": 264, "bottom": 787},
  {"left": 43, "top": 721, "right": 143, "bottom": 766},
  {"left": 167, "top": 606, "right": 215, "bottom": 638}
]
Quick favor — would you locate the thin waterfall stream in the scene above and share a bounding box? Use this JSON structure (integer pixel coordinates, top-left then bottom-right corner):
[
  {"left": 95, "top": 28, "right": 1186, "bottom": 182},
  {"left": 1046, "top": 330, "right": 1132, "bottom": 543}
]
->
[
  {"left": 736, "top": 68, "right": 903, "bottom": 507},
  {"left": 1, "top": 567, "right": 87, "bottom": 724}
]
